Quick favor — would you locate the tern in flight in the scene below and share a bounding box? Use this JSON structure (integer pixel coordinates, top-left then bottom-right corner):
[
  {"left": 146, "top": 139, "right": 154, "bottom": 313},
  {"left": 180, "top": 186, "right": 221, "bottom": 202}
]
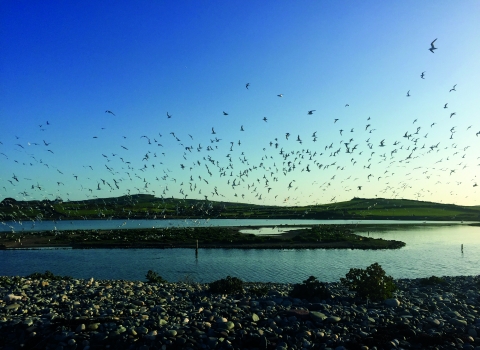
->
[
  {"left": 246, "top": 83, "right": 250, "bottom": 89},
  {"left": 223, "top": 111, "right": 228, "bottom": 116},
  {"left": 277, "top": 94, "right": 283, "bottom": 97},
  {"left": 429, "top": 38, "right": 437, "bottom": 53},
  {"left": 307, "top": 110, "right": 316, "bottom": 115},
  {"left": 421, "top": 71, "right": 425, "bottom": 79},
  {"left": 105, "top": 110, "right": 115, "bottom": 116},
  {"left": 449, "top": 84, "right": 457, "bottom": 92},
  {"left": 406, "top": 90, "right": 410, "bottom": 97}
]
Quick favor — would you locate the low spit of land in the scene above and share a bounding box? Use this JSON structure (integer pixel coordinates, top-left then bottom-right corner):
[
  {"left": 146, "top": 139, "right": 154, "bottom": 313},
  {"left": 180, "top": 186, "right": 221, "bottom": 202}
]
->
[{"left": 0, "top": 225, "right": 405, "bottom": 250}]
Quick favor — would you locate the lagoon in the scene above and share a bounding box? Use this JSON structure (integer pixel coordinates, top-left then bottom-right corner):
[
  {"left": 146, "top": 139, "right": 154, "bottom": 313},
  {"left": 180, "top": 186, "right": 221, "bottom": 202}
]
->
[
  {"left": 1, "top": 222, "right": 479, "bottom": 283},
  {"left": 0, "top": 218, "right": 473, "bottom": 233}
]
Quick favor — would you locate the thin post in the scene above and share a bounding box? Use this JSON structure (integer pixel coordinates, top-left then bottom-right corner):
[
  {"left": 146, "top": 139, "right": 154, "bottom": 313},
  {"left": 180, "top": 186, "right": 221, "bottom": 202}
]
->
[{"left": 195, "top": 239, "right": 198, "bottom": 257}]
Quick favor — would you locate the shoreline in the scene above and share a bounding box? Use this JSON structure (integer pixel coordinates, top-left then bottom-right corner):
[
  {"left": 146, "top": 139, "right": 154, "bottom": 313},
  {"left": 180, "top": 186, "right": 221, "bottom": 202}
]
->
[{"left": 1, "top": 274, "right": 479, "bottom": 349}]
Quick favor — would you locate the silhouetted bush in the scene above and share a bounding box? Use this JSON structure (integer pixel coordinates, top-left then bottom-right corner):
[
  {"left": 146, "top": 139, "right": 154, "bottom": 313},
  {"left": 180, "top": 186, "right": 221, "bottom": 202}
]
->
[
  {"left": 209, "top": 276, "right": 244, "bottom": 294},
  {"left": 27, "top": 270, "right": 72, "bottom": 281},
  {"left": 145, "top": 270, "right": 167, "bottom": 283},
  {"left": 340, "top": 262, "right": 396, "bottom": 301},
  {"left": 420, "top": 275, "right": 446, "bottom": 285},
  {"left": 289, "top": 276, "right": 330, "bottom": 301}
]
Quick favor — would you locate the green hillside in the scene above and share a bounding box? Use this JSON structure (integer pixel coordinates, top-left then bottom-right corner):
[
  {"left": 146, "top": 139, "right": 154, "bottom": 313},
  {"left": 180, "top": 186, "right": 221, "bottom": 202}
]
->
[{"left": 1, "top": 195, "right": 479, "bottom": 222}]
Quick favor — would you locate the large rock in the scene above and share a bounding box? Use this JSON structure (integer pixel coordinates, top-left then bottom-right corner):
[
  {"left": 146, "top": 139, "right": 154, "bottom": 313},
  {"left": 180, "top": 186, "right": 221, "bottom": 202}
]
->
[
  {"left": 449, "top": 318, "right": 468, "bottom": 327},
  {"left": 384, "top": 298, "right": 400, "bottom": 307},
  {"left": 287, "top": 309, "right": 310, "bottom": 319},
  {"left": 4, "top": 303, "right": 21, "bottom": 311},
  {"left": 326, "top": 316, "right": 342, "bottom": 323},
  {"left": 4, "top": 294, "right": 22, "bottom": 302},
  {"left": 467, "top": 327, "right": 477, "bottom": 337},
  {"left": 310, "top": 311, "right": 327, "bottom": 323}
]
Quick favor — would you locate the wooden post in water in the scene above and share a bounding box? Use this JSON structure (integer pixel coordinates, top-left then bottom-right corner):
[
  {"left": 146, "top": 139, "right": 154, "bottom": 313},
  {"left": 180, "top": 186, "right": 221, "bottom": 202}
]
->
[
  {"left": 461, "top": 244, "right": 463, "bottom": 253},
  {"left": 195, "top": 239, "right": 198, "bottom": 257}
]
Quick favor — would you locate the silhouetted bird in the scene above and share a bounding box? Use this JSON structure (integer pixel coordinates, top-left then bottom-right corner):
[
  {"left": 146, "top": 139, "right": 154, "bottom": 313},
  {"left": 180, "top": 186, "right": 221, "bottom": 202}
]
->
[{"left": 429, "top": 38, "right": 437, "bottom": 53}]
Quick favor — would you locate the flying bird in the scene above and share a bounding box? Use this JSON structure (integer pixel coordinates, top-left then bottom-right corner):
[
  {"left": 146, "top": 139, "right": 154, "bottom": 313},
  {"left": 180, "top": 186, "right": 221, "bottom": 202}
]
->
[
  {"left": 167, "top": 112, "right": 172, "bottom": 118},
  {"left": 277, "top": 94, "right": 283, "bottom": 97},
  {"left": 429, "top": 38, "right": 437, "bottom": 53},
  {"left": 307, "top": 110, "right": 316, "bottom": 115},
  {"left": 421, "top": 71, "right": 425, "bottom": 79},
  {"left": 105, "top": 110, "right": 115, "bottom": 116},
  {"left": 449, "top": 84, "right": 457, "bottom": 92},
  {"left": 406, "top": 90, "right": 410, "bottom": 97},
  {"left": 246, "top": 83, "right": 250, "bottom": 89},
  {"left": 223, "top": 111, "right": 228, "bottom": 116}
]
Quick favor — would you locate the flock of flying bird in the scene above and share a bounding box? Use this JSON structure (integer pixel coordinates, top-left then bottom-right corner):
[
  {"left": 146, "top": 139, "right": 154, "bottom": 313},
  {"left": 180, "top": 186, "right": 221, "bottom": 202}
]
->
[{"left": 1, "top": 38, "right": 479, "bottom": 216}]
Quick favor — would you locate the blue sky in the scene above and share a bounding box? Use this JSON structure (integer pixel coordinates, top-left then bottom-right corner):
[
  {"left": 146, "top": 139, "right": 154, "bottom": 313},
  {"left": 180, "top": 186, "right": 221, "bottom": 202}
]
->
[{"left": 1, "top": 1, "right": 479, "bottom": 206}]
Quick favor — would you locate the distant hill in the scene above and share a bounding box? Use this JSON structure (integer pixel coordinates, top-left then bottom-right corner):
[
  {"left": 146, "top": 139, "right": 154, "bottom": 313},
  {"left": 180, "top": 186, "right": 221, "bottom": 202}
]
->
[{"left": 1, "top": 195, "right": 479, "bottom": 221}]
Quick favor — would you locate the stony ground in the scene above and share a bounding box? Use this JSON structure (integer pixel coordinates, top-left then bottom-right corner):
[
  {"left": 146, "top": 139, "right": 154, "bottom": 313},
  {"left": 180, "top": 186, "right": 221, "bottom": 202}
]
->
[{"left": 1, "top": 275, "right": 479, "bottom": 350}]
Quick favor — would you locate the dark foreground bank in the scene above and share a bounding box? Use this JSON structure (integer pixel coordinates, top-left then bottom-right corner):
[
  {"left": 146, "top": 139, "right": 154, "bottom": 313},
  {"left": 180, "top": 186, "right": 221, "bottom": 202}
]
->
[{"left": 1, "top": 274, "right": 479, "bottom": 350}]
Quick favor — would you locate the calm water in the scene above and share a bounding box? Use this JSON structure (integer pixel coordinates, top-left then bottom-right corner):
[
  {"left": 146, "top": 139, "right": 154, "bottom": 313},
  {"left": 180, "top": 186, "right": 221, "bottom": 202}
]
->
[
  {"left": 1, "top": 223, "right": 479, "bottom": 283},
  {"left": 0, "top": 218, "right": 471, "bottom": 232}
]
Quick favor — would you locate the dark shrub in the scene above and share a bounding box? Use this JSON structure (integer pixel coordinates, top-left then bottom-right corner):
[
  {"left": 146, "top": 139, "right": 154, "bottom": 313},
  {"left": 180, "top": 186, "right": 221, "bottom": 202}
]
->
[
  {"left": 290, "top": 276, "right": 330, "bottom": 301},
  {"left": 27, "top": 270, "right": 72, "bottom": 281},
  {"left": 145, "top": 270, "right": 167, "bottom": 283},
  {"left": 209, "top": 276, "right": 244, "bottom": 294},
  {"left": 340, "top": 262, "right": 396, "bottom": 301},
  {"left": 420, "top": 275, "right": 446, "bottom": 285}
]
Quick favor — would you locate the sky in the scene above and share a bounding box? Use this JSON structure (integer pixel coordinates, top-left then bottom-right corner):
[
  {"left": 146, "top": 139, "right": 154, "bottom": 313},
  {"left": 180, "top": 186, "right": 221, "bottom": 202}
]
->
[{"left": 1, "top": 1, "right": 480, "bottom": 207}]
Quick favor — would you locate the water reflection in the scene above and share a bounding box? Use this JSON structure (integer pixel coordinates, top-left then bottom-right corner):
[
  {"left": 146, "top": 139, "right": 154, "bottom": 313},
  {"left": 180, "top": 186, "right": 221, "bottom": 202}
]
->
[
  {"left": 1, "top": 218, "right": 473, "bottom": 233},
  {"left": 239, "top": 226, "right": 309, "bottom": 235}
]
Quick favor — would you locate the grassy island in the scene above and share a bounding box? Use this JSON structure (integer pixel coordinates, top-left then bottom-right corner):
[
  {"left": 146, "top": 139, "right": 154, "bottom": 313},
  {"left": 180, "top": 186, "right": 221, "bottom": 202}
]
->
[{"left": 0, "top": 225, "right": 405, "bottom": 250}]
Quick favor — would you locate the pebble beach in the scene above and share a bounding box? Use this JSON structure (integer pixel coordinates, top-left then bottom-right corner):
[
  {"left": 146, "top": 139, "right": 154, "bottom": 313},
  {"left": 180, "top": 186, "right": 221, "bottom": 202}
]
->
[{"left": 1, "top": 275, "right": 479, "bottom": 350}]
